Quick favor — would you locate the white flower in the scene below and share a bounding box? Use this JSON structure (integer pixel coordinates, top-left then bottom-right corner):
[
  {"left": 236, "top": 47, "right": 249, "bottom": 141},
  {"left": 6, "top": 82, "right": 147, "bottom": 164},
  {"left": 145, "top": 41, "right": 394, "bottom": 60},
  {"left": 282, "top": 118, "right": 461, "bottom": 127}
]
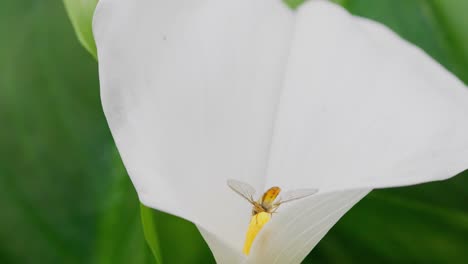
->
[{"left": 93, "top": 0, "right": 468, "bottom": 263}]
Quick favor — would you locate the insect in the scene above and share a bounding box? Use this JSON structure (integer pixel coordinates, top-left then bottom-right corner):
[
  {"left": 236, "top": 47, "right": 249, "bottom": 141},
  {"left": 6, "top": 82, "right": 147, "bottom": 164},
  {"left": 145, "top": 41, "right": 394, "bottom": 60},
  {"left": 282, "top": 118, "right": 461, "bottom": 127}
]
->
[{"left": 227, "top": 179, "right": 318, "bottom": 255}]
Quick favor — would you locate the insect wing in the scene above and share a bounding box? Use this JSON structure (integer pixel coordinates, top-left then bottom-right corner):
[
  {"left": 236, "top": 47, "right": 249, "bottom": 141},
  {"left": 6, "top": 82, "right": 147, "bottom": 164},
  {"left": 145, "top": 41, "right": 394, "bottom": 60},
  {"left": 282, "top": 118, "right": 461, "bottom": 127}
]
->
[
  {"left": 227, "top": 179, "right": 256, "bottom": 204},
  {"left": 275, "top": 188, "right": 318, "bottom": 205}
]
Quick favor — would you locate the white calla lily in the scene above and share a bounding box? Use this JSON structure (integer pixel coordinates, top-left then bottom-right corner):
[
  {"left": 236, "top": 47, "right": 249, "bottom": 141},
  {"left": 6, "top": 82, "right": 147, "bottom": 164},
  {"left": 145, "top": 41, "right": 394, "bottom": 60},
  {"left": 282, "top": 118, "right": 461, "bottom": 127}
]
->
[{"left": 93, "top": 0, "right": 468, "bottom": 263}]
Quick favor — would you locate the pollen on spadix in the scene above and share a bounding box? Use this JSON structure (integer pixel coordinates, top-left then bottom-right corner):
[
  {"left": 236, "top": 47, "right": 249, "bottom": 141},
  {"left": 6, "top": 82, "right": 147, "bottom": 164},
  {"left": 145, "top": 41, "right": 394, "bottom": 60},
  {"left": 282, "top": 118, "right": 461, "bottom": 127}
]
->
[{"left": 243, "top": 212, "right": 271, "bottom": 255}]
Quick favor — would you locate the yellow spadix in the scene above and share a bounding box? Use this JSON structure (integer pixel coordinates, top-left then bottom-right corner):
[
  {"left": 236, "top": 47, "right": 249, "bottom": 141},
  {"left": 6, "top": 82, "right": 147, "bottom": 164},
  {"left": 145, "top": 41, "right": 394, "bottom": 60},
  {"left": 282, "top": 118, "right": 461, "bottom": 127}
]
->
[{"left": 243, "top": 212, "right": 271, "bottom": 255}]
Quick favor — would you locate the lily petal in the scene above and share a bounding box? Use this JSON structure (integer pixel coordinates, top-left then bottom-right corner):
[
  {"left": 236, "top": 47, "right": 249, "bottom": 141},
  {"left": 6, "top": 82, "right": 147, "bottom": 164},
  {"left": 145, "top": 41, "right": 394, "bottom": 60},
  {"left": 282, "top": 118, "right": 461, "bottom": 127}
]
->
[
  {"left": 248, "top": 189, "right": 370, "bottom": 264},
  {"left": 93, "top": 0, "right": 294, "bottom": 256},
  {"left": 267, "top": 0, "right": 468, "bottom": 191},
  {"left": 258, "top": 2, "right": 468, "bottom": 262},
  {"left": 94, "top": 0, "right": 468, "bottom": 263}
]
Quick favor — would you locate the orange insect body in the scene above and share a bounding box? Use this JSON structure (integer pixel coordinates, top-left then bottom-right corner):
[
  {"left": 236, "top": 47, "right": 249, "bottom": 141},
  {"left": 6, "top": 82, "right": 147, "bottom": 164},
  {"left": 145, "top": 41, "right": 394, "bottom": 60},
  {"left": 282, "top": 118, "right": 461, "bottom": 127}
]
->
[{"left": 252, "top": 186, "right": 281, "bottom": 215}]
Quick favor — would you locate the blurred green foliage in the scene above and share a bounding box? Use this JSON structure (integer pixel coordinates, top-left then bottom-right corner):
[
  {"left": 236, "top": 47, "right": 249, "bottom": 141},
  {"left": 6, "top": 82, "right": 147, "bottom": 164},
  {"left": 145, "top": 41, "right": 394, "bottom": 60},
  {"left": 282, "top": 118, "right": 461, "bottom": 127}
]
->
[
  {"left": 0, "top": 0, "right": 151, "bottom": 263},
  {"left": 63, "top": 0, "right": 98, "bottom": 59},
  {"left": 0, "top": 0, "right": 467, "bottom": 263}
]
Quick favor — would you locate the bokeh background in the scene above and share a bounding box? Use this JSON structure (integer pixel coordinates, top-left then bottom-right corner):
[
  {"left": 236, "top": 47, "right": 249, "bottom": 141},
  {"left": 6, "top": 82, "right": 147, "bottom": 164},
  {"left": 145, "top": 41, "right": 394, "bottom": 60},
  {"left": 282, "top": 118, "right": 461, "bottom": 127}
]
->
[{"left": 1, "top": 0, "right": 467, "bottom": 263}]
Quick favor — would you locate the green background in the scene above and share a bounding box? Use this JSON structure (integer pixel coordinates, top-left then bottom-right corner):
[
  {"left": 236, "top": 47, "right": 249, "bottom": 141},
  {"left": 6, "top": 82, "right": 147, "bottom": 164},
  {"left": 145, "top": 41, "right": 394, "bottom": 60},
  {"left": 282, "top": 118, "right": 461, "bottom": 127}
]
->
[{"left": 0, "top": 0, "right": 467, "bottom": 263}]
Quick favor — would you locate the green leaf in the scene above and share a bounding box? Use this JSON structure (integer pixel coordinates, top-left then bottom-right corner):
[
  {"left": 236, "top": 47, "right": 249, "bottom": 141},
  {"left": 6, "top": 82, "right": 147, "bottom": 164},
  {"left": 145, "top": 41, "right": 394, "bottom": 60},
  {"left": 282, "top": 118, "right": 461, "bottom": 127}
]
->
[
  {"left": 140, "top": 205, "right": 163, "bottom": 264},
  {"left": 284, "top": 0, "right": 349, "bottom": 9},
  {"left": 94, "top": 152, "right": 155, "bottom": 264},
  {"left": 141, "top": 209, "right": 216, "bottom": 263},
  {"left": 142, "top": 203, "right": 218, "bottom": 263},
  {"left": 63, "top": 0, "right": 98, "bottom": 58},
  {"left": 283, "top": 0, "right": 307, "bottom": 9}
]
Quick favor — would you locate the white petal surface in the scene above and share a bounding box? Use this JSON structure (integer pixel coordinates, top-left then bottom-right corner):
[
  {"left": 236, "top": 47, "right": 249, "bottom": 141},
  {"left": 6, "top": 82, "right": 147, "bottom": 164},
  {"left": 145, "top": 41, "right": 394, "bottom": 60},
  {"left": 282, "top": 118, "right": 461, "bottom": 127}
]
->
[
  {"left": 252, "top": 1, "right": 468, "bottom": 262},
  {"left": 267, "top": 0, "right": 468, "bottom": 192},
  {"left": 198, "top": 226, "right": 246, "bottom": 264},
  {"left": 247, "top": 189, "right": 369, "bottom": 264},
  {"left": 93, "top": 0, "right": 294, "bottom": 256},
  {"left": 94, "top": 0, "right": 468, "bottom": 263}
]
